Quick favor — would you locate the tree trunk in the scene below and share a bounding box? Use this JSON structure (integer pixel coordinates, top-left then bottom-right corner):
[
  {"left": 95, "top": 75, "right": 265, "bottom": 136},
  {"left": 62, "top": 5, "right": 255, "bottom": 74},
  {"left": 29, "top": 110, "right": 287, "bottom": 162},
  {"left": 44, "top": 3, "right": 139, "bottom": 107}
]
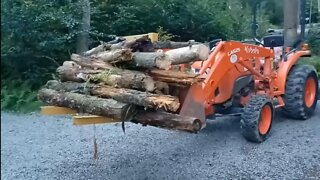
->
[
  {"left": 45, "top": 80, "right": 180, "bottom": 112},
  {"left": 56, "top": 63, "right": 156, "bottom": 92},
  {"left": 284, "top": 0, "right": 299, "bottom": 47},
  {"left": 76, "top": 0, "right": 90, "bottom": 55},
  {"left": 38, "top": 88, "right": 136, "bottom": 121}
]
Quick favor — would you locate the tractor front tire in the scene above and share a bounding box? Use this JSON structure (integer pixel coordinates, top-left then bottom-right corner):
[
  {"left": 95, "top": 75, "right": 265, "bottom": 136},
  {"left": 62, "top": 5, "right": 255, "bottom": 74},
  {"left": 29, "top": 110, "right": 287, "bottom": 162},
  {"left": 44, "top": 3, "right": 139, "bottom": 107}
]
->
[
  {"left": 240, "top": 95, "right": 274, "bottom": 143},
  {"left": 282, "top": 64, "right": 318, "bottom": 120}
]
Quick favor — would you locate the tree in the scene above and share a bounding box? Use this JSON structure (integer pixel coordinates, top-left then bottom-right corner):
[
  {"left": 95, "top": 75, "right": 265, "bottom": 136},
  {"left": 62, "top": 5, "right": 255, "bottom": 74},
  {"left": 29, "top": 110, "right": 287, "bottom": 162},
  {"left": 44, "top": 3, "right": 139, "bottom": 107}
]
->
[{"left": 76, "top": 0, "right": 91, "bottom": 54}]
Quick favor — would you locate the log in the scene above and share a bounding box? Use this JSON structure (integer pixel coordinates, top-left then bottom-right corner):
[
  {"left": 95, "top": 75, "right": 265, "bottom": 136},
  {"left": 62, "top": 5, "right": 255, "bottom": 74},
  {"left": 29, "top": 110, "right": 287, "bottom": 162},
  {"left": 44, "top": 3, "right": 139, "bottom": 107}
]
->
[
  {"left": 45, "top": 80, "right": 180, "bottom": 112},
  {"left": 131, "top": 51, "right": 171, "bottom": 70},
  {"left": 164, "top": 44, "right": 209, "bottom": 64},
  {"left": 84, "top": 36, "right": 128, "bottom": 56},
  {"left": 132, "top": 110, "right": 202, "bottom": 133},
  {"left": 148, "top": 69, "right": 203, "bottom": 86},
  {"left": 56, "top": 63, "right": 156, "bottom": 92},
  {"left": 152, "top": 41, "right": 200, "bottom": 49},
  {"left": 38, "top": 88, "right": 136, "bottom": 121},
  {"left": 73, "top": 44, "right": 208, "bottom": 71},
  {"left": 87, "top": 49, "right": 133, "bottom": 64},
  {"left": 129, "top": 44, "right": 209, "bottom": 70},
  {"left": 84, "top": 35, "right": 154, "bottom": 57},
  {"left": 71, "top": 54, "right": 113, "bottom": 70}
]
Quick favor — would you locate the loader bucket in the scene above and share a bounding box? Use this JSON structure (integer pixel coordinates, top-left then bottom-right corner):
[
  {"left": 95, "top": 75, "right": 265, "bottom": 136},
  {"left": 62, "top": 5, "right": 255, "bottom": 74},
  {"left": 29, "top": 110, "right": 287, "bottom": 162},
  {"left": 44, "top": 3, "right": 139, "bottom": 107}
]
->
[{"left": 178, "top": 83, "right": 207, "bottom": 129}]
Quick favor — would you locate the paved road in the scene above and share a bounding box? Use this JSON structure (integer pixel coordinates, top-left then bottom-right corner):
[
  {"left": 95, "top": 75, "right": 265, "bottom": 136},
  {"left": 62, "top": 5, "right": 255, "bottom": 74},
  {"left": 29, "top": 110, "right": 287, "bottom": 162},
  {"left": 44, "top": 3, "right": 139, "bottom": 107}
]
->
[{"left": 1, "top": 103, "right": 320, "bottom": 180}]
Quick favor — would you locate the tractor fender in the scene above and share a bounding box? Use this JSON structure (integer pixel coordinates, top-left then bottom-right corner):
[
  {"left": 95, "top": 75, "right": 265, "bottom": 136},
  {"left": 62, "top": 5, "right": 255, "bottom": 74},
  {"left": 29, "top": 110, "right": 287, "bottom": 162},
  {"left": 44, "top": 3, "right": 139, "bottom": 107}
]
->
[{"left": 275, "top": 50, "right": 311, "bottom": 93}]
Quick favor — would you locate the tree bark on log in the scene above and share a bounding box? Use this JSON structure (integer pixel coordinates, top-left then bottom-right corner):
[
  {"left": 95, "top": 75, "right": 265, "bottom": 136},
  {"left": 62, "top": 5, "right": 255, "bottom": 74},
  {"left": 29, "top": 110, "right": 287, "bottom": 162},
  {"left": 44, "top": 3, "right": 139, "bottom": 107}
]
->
[
  {"left": 131, "top": 51, "right": 171, "bottom": 70},
  {"left": 45, "top": 80, "right": 180, "bottom": 112},
  {"left": 56, "top": 63, "right": 156, "bottom": 92},
  {"left": 38, "top": 88, "right": 136, "bottom": 121},
  {"left": 164, "top": 44, "right": 209, "bottom": 64},
  {"left": 132, "top": 110, "right": 202, "bottom": 133},
  {"left": 148, "top": 69, "right": 203, "bottom": 86},
  {"left": 152, "top": 41, "right": 200, "bottom": 49},
  {"left": 73, "top": 44, "right": 208, "bottom": 71},
  {"left": 71, "top": 54, "right": 113, "bottom": 70},
  {"left": 75, "top": 49, "right": 133, "bottom": 64},
  {"left": 83, "top": 42, "right": 123, "bottom": 56}
]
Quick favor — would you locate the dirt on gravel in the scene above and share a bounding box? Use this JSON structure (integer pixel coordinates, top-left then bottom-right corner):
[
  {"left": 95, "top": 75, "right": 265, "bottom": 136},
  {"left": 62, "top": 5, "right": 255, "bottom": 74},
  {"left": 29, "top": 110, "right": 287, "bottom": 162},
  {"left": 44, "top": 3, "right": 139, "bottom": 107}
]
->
[{"left": 1, "top": 103, "right": 320, "bottom": 180}]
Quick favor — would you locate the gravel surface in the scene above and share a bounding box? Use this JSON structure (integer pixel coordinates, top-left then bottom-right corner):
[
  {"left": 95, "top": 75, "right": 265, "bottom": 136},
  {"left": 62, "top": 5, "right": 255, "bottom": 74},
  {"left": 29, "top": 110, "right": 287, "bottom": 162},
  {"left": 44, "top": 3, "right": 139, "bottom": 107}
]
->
[{"left": 1, "top": 103, "right": 320, "bottom": 180}]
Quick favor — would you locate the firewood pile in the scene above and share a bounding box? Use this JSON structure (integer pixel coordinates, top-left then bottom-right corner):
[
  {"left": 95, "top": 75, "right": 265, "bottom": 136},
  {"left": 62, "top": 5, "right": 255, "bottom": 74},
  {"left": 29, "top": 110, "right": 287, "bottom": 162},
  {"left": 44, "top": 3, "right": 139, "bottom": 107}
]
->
[{"left": 38, "top": 35, "right": 210, "bottom": 126}]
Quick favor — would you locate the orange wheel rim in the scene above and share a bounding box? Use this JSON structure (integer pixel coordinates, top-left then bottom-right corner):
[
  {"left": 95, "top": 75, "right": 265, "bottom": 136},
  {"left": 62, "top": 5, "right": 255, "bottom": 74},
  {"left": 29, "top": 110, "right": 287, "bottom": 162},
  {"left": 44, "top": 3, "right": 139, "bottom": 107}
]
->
[
  {"left": 259, "top": 105, "right": 272, "bottom": 135},
  {"left": 305, "top": 77, "right": 316, "bottom": 108}
]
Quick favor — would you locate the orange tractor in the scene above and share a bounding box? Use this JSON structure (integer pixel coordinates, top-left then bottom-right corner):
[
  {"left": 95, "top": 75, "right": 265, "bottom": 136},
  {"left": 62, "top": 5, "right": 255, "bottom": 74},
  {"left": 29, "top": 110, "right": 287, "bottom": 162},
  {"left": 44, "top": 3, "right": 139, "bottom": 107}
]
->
[{"left": 179, "top": 34, "right": 318, "bottom": 143}]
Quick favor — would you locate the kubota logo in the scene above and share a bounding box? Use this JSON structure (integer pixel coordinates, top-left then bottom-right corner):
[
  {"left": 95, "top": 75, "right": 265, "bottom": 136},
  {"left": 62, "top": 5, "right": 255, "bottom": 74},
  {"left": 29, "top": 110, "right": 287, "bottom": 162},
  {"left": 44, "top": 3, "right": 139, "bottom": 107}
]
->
[{"left": 245, "top": 46, "right": 259, "bottom": 54}]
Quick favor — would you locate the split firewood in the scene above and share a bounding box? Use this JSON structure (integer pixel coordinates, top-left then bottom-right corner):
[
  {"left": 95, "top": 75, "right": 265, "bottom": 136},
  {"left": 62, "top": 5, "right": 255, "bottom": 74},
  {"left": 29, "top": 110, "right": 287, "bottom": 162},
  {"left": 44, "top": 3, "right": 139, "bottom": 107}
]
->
[
  {"left": 45, "top": 80, "right": 180, "bottom": 112},
  {"left": 38, "top": 88, "right": 137, "bottom": 121},
  {"left": 56, "top": 62, "right": 156, "bottom": 92}
]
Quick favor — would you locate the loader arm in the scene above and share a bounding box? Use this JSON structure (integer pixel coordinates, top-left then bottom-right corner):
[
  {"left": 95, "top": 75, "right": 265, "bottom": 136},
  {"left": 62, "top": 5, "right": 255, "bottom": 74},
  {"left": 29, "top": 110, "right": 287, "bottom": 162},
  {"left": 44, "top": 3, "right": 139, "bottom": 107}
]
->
[{"left": 201, "top": 41, "right": 274, "bottom": 103}]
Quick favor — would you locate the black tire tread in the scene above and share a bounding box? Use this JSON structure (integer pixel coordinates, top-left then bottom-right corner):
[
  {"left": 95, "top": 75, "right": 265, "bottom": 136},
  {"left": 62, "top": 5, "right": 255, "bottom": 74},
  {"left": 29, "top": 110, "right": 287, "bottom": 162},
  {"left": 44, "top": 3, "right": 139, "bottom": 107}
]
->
[
  {"left": 282, "top": 64, "right": 318, "bottom": 120},
  {"left": 240, "top": 95, "right": 274, "bottom": 143}
]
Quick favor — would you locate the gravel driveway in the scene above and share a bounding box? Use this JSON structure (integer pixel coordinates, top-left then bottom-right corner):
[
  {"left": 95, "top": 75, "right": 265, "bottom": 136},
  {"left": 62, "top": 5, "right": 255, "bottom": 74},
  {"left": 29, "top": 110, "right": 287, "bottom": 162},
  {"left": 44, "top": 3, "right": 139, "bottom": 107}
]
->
[{"left": 1, "top": 103, "right": 320, "bottom": 180}]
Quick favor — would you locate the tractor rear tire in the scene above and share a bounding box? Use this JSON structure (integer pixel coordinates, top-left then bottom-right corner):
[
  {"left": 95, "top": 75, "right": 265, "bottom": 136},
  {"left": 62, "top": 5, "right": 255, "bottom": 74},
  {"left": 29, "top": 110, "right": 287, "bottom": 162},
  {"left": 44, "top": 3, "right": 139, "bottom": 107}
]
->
[
  {"left": 240, "top": 95, "right": 274, "bottom": 143},
  {"left": 282, "top": 64, "right": 318, "bottom": 120}
]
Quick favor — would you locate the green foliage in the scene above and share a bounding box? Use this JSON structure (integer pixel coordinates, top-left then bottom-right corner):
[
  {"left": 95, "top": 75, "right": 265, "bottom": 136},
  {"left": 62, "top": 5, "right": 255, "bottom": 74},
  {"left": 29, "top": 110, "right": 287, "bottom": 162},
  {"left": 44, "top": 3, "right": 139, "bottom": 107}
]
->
[
  {"left": 307, "top": 27, "right": 320, "bottom": 56},
  {"left": 1, "top": 79, "right": 42, "bottom": 113},
  {"left": 156, "top": 26, "right": 176, "bottom": 41}
]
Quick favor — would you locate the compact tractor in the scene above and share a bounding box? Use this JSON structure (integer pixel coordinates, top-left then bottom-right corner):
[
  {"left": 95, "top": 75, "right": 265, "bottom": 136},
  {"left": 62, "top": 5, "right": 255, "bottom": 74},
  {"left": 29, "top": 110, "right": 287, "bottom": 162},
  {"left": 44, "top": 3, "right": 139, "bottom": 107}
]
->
[{"left": 186, "top": 35, "right": 318, "bottom": 142}]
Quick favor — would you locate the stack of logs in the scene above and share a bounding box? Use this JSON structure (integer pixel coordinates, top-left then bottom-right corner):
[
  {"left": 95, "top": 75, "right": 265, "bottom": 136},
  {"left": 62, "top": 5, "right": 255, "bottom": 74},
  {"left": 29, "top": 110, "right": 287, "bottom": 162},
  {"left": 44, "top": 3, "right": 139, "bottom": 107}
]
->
[{"left": 38, "top": 35, "right": 209, "bottom": 132}]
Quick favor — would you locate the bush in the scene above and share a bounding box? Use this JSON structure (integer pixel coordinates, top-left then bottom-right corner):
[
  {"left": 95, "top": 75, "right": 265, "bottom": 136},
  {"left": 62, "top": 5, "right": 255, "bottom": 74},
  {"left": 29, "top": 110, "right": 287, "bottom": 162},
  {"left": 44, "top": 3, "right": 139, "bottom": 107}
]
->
[
  {"left": 1, "top": 79, "right": 43, "bottom": 113},
  {"left": 307, "top": 27, "right": 320, "bottom": 56}
]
